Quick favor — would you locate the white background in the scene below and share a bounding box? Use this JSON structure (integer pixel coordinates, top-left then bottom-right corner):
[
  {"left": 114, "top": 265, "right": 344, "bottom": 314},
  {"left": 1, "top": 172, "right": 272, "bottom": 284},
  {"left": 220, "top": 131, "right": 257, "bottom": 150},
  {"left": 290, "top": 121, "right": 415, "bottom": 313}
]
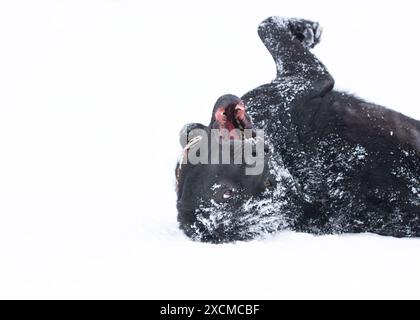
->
[{"left": 1, "top": 0, "right": 420, "bottom": 299}]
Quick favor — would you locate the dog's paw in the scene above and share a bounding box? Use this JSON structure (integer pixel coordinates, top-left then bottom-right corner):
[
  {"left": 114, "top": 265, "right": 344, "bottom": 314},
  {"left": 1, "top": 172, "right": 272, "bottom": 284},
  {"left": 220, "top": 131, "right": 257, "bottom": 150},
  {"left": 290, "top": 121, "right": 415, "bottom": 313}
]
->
[{"left": 287, "top": 18, "right": 322, "bottom": 48}]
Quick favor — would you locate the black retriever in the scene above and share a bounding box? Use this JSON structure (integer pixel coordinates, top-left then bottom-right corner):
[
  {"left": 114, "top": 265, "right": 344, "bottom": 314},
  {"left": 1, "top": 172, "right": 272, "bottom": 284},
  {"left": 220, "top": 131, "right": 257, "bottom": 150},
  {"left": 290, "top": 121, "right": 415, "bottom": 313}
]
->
[{"left": 176, "top": 17, "right": 420, "bottom": 243}]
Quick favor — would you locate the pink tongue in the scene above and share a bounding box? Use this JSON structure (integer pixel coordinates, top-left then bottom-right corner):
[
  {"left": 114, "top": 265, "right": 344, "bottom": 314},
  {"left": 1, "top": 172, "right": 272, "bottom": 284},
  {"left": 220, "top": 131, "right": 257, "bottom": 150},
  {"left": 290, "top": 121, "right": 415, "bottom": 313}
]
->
[{"left": 225, "top": 121, "right": 236, "bottom": 132}]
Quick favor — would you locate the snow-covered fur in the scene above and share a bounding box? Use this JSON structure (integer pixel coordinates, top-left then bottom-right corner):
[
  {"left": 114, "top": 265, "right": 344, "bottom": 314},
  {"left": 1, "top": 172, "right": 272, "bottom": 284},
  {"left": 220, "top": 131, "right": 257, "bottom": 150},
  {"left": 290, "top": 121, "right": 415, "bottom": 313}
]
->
[{"left": 176, "top": 17, "right": 420, "bottom": 243}]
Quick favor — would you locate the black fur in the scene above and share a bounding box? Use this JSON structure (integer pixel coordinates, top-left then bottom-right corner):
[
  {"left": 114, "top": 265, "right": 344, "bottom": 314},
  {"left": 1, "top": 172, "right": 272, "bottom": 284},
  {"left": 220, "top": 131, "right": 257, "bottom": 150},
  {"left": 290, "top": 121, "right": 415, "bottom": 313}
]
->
[{"left": 176, "top": 17, "right": 420, "bottom": 243}]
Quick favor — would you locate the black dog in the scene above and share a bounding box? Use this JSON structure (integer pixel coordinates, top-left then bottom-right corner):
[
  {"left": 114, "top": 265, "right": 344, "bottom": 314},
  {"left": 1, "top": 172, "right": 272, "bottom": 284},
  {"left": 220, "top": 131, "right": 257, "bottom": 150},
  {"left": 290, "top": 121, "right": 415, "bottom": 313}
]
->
[{"left": 176, "top": 17, "right": 420, "bottom": 243}]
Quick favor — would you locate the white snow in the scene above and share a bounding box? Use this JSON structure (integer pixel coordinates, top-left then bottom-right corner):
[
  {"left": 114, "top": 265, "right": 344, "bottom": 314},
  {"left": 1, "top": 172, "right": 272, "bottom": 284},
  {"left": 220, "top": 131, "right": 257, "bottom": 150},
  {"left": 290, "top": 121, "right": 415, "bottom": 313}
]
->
[{"left": 1, "top": 0, "right": 420, "bottom": 299}]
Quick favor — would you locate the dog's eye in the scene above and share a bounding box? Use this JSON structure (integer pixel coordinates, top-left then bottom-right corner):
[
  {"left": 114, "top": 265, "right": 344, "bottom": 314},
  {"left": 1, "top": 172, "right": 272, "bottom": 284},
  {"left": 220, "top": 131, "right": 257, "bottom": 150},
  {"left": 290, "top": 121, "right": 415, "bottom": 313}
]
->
[
  {"left": 265, "top": 180, "right": 273, "bottom": 188},
  {"left": 223, "top": 189, "right": 234, "bottom": 199}
]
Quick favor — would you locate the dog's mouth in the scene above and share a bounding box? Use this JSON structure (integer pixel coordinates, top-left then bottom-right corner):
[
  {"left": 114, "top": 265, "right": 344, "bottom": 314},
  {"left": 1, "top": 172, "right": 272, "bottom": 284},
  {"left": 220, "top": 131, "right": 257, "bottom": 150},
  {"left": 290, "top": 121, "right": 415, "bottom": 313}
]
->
[{"left": 215, "top": 101, "right": 253, "bottom": 140}]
